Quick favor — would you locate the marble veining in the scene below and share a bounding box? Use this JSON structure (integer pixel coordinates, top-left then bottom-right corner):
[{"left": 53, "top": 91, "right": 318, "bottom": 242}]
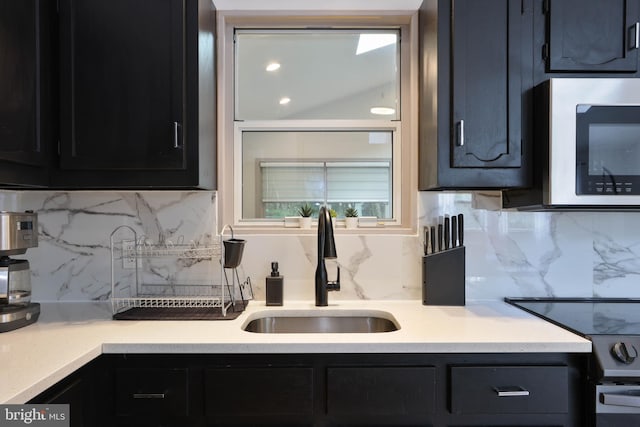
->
[
  {"left": 1, "top": 190, "right": 640, "bottom": 302},
  {"left": 1, "top": 191, "right": 216, "bottom": 302}
]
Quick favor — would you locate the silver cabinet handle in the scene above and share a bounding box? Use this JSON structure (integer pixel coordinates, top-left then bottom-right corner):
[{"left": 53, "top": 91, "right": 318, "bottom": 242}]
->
[
  {"left": 133, "top": 393, "right": 166, "bottom": 399},
  {"left": 494, "top": 386, "right": 530, "bottom": 397},
  {"left": 456, "top": 120, "right": 464, "bottom": 147},
  {"left": 631, "top": 22, "right": 640, "bottom": 49},
  {"left": 601, "top": 391, "right": 640, "bottom": 408},
  {"left": 173, "top": 122, "right": 182, "bottom": 149}
]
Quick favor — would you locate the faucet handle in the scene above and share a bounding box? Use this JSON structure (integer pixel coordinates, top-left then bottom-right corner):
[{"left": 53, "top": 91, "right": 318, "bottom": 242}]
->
[{"left": 327, "top": 266, "right": 340, "bottom": 292}]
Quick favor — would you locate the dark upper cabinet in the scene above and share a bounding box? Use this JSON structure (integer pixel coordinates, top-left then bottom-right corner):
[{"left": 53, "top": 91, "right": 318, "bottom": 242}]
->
[
  {"left": 54, "top": 0, "right": 216, "bottom": 189},
  {"left": 545, "top": 0, "right": 640, "bottom": 73},
  {"left": 0, "top": 0, "right": 55, "bottom": 187},
  {"left": 419, "top": 0, "right": 533, "bottom": 190},
  {"left": 451, "top": 0, "right": 523, "bottom": 169}
]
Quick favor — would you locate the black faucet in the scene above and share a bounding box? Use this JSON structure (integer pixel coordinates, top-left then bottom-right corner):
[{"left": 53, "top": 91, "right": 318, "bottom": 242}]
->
[{"left": 315, "top": 206, "right": 340, "bottom": 306}]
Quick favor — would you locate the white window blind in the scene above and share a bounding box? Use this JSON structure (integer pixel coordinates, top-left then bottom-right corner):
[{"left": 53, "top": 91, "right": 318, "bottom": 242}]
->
[
  {"left": 261, "top": 161, "right": 390, "bottom": 204},
  {"left": 261, "top": 163, "right": 324, "bottom": 202},
  {"left": 326, "top": 162, "right": 390, "bottom": 203}
]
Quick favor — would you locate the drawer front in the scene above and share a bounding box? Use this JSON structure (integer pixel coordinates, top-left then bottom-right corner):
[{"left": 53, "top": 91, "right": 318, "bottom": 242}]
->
[
  {"left": 327, "top": 366, "right": 436, "bottom": 418},
  {"left": 450, "top": 365, "right": 568, "bottom": 414},
  {"left": 115, "top": 368, "right": 189, "bottom": 417},
  {"left": 204, "top": 367, "right": 314, "bottom": 418}
]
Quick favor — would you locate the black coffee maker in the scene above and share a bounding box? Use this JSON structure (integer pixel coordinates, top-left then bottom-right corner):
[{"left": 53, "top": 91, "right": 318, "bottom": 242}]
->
[{"left": 0, "top": 211, "right": 40, "bottom": 332}]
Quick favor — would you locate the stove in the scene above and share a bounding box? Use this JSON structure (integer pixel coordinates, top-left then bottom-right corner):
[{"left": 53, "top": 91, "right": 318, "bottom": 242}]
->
[
  {"left": 507, "top": 298, "right": 640, "bottom": 427},
  {"left": 506, "top": 298, "right": 640, "bottom": 336}
]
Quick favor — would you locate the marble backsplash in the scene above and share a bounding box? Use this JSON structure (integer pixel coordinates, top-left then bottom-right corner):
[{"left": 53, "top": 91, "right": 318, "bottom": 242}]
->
[{"left": 1, "top": 190, "right": 639, "bottom": 303}]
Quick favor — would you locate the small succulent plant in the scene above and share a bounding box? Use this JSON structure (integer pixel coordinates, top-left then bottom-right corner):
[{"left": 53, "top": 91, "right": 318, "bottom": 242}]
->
[
  {"left": 345, "top": 207, "right": 359, "bottom": 218},
  {"left": 298, "top": 203, "right": 314, "bottom": 217}
]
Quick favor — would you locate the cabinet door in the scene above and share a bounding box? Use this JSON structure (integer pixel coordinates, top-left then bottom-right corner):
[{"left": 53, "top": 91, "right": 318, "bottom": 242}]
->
[
  {"left": 204, "top": 367, "right": 314, "bottom": 425},
  {"left": 326, "top": 366, "right": 435, "bottom": 425},
  {"left": 450, "top": 365, "right": 569, "bottom": 415},
  {"left": 28, "top": 359, "right": 105, "bottom": 427},
  {"left": 31, "top": 377, "right": 86, "bottom": 427},
  {"left": 58, "top": 0, "right": 186, "bottom": 172},
  {"left": 0, "top": 0, "right": 53, "bottom": 186},
  {"left": 115, "top": 368, "right": 189, "bottom": 417},
  {"left": 546, "top": 0, "right": 639, "bottom": 72},
  {"left": 451, "top": 0, "right": 523, "bottom": 169}
]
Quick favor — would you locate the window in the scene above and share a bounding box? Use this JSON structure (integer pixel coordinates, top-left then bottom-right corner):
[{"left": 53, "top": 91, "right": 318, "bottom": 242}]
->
[
  {"left": 234, "top": 30, "right": 399, "bottom": 120},
  {"left": 218, "top": 13, "right": 417, "bottom": 231},
  {"left": 243, "top": 130, "right": 393, "bottom": 219}
]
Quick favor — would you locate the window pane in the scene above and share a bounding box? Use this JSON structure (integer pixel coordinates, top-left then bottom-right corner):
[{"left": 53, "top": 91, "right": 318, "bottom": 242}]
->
[
  {"left": 327, "top": 163, "right": 389, "bottom": 203},
  {"left": 262, "top": 165, "right": 325, "bottom": 202},
  {"left": 242, "top": 131, "right": 393, "bottom": 219},
  {"left": 235, "top": 30, "right": 399, "bottom": 120}
]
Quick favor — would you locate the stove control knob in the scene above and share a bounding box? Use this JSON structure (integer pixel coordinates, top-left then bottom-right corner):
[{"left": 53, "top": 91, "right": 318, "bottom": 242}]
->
[{"left": 612, "top": 342, "right": 638, "bottom": 364}]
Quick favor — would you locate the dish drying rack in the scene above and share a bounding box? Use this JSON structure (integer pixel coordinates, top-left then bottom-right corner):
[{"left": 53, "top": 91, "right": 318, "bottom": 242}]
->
[{"left": 110, "top": 225, "right": 252, "bottom": 319}]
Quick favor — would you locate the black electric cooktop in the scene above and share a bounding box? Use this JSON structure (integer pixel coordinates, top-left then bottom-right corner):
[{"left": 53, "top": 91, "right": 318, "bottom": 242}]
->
[{"left": 505, "top": 298, "right": 640, "bottom": 337}]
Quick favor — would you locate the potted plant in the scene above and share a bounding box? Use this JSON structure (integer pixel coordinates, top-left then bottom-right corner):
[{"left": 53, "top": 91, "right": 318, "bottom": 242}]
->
[
  {"left": 298, "top": 203, "right": 314, "bottom": 228},
  {"left": 344, "top": 207, "right": 359, "bottom": 229}
]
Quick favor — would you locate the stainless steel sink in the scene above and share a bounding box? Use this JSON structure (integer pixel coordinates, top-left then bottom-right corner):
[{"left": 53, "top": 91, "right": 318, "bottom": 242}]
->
[{"left": 242, "top": 310, "right": 399, "bottom": 333}]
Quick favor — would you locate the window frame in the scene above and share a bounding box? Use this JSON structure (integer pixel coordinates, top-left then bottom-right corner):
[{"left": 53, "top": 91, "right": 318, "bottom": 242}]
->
[
  {"left": 234, "top": 120, "right": 401, "bottom": 226},
  {"left": 217, "top": 11, "right": 418, "bottom": 234}
]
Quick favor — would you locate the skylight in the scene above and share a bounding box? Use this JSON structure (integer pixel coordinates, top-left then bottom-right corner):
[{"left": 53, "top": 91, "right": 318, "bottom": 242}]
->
[{"left": 356, "top": 33, "right": 397, "bottom": 55}]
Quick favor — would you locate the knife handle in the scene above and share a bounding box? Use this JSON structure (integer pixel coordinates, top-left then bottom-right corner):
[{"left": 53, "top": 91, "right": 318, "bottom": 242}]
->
[
  {"left": 444, "top": 216, "right": 450, "bottom": 250},
  {"left": 423, "top": 227, "right": 429, "bottom": 255},
  {"left": 437, "top": 224, "right": 443, "bottom": 252},
  {"left": 458, "top": 214, "right": 464, "bottom": 246},
  {"left": 451, "top": 215, "right": 457, "bottom": 248},
  {"left": 430, "top": 226, "right": 436, "bottom": 254}
]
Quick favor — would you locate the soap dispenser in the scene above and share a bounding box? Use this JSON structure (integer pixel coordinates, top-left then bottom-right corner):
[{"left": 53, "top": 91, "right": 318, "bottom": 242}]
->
[{"left": 266, "top": 261, "right": 283, "bottom": 306}]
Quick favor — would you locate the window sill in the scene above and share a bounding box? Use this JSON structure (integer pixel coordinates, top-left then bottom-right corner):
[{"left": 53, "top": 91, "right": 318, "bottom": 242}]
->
[{"left": 225, "top": 223, "right": 417, "bottom": 236}]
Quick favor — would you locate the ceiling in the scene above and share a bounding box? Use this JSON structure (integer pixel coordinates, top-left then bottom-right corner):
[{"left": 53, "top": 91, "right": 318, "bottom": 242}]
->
[{"left": 212, "top": 0, "right": 422, "bottom": 11}]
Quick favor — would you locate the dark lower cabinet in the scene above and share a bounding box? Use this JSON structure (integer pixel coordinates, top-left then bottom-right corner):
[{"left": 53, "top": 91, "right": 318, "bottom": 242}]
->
[
  {"left": 97, "top": 353, "right": 585, "bottom": 427},
  {"left": 115, "top": 368, "right": 190, "bottom": 417},
  {"left": 27, "top": 357, "right": 104, "bottom": 427},
  {"left": 205, "top": 367, "right": 315, "bottom": 425},
  {"left": 29, "top": 352, "right": 587, "bottom": 427},
  {"left": 450, "top": 365, "right": 569, "bottom": 415},
  {"left": 326, "top": 366, "right": 436, "bottom": 425},
  {"left": 29, "top": 378, "right": 86, "bottom": 427}
]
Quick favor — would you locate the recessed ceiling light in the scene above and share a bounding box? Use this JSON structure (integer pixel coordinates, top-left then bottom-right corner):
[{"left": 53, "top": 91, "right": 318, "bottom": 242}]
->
[
  {"left": 370, "top": 107, "right": 395, "bottom": 115},
  {"left": 356, "top": 34, "right": 397, "bottom": 55},
  {"left": 279, "top": 97, "right": 291, "bottom": 105},
  {"left": 266, "top": 62, "right": 281, "bottom": 72}
]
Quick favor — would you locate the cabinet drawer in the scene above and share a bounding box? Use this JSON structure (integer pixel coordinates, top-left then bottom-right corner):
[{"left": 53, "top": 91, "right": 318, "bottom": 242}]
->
[
  {"left": 204, "top": 367, "right": 314, "bottom": 418},
  {"left": 450, "top": 365, "right": 568, "bottom": 414},
  {"left": 327, "top": 366, "right": 436, "bottom": 418},
  {"left": 115, "top": 368, "right": 188, "bottom": 417}
]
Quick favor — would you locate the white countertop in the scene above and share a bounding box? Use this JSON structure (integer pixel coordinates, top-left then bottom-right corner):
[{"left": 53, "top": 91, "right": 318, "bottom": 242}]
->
[{"left": 0, "top": 299, "right": 591, "bottom": 404}]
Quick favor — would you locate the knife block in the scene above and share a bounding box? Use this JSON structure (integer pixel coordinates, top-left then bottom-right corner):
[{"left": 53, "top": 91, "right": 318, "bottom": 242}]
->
[{"left": 422, "top": 246, "right": 465, "bottom": 306}]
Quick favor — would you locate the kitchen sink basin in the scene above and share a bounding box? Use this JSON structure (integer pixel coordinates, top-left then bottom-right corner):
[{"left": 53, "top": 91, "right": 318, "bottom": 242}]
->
[{"left": 242, "top": 310, "right": 399, "bottom": 333}]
